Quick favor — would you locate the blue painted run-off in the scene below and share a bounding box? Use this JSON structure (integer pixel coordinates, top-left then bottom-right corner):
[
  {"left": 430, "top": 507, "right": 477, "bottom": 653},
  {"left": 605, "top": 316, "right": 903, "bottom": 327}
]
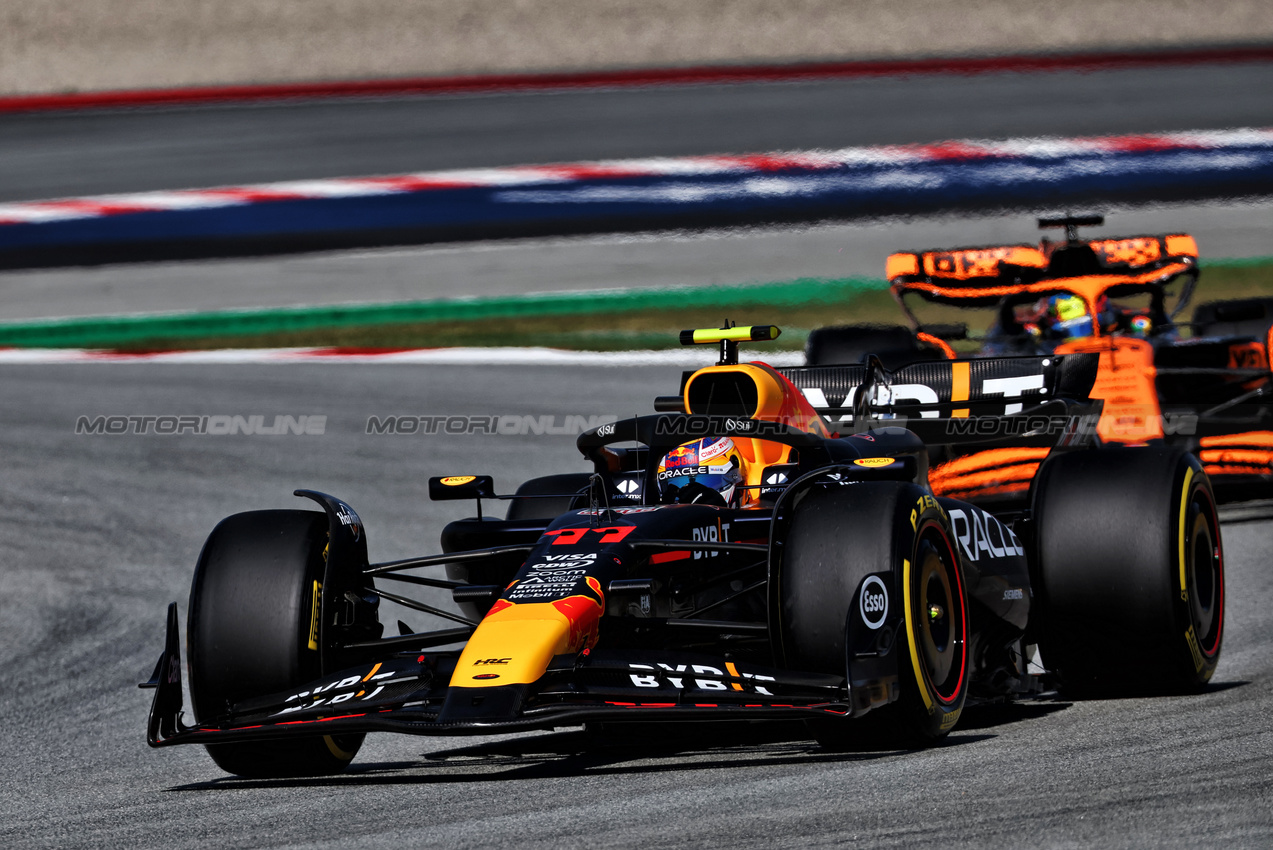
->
[{"left": 1, "top": 144, "right": 1271, "bottom": 253}]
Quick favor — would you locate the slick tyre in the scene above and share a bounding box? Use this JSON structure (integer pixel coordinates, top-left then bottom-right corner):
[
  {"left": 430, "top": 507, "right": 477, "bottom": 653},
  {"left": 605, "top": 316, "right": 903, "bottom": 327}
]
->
[
  {"left": 1033, "top": 447, "right": 1224, "bottom": 695},
  {"left": 779, "top": 482, "right": 968, "bottom": 750},
  {"left": 188, "top": 510, "right": 363, "bottom": 777}
]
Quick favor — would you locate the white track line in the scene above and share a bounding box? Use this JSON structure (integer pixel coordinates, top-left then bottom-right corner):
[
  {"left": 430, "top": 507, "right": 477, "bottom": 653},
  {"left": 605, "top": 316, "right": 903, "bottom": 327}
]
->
[{"left": 0, "top": 346, "right": 808, "bottom": 367}]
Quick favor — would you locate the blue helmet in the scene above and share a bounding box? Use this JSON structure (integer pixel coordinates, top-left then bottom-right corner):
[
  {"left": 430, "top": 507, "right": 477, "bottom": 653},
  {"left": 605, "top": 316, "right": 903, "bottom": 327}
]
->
[{"left": 656, "top": 437, "right": 745, "bottom": 506}]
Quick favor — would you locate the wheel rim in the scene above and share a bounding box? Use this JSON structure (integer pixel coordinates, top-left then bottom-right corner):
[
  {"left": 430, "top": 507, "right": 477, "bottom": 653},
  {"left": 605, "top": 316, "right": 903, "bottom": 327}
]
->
[
  {"left": 919, "top": 548, "right": 954, "bottom": 685},
  {"left": 912, "top": 525, "right": 967, "bottom": 704},
  {"left": 1186, "top": 486, "right": 1223, "bottom": 657}
]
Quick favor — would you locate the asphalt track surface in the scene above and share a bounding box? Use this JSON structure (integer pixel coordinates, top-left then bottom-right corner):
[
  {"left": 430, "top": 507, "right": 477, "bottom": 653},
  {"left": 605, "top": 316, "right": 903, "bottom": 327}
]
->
[
  {"left": 2, "top": 61, "right": 1273, "bottom": 203},
  {"left": 1, "top": 362, "right": 1271, "bottom": 849},
  {"left": 5, "top": 198, "right": 1272, "bottom": 322}
]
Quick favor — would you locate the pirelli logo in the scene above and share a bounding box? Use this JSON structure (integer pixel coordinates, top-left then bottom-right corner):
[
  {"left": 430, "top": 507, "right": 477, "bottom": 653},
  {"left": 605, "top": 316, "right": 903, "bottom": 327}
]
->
[{"left": 1184, "top": 625, "right": 1206, "bottom": 674}]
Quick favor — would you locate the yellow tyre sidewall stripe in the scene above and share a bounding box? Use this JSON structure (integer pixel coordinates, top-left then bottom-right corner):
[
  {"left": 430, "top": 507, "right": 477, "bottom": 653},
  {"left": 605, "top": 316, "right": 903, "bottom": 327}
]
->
[
  {"left": 901, "top": 557, "right": 936, "bottom": 714},
  {"left": 323, "top": 735, "right": 358, "bottom": 761},
  {"left": 1178, "top": 466, "right": 1194, "bottom": 602}
]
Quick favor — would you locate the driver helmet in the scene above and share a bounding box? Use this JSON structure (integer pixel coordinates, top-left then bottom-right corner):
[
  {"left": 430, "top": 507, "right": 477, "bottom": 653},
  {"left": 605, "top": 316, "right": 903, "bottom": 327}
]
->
[
  {"left": 1044, "top": 294, "right": 1095, "bottom": 340},
  {"left": 656, "top": 437, "right": 746, "bottom": 506}
]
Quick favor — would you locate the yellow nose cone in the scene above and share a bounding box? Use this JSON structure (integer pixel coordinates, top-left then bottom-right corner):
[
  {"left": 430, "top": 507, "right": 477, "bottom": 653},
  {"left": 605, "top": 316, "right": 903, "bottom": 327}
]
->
[{"left": 450, "top": 594, "right": 603, "bottom": 688}]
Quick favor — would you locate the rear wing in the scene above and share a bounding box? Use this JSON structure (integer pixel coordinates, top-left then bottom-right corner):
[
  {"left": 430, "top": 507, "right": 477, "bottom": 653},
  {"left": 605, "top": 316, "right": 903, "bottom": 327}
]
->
[
  {"left": 886, "top": 233, "right": 1199, "bottom": 309},
  {"left": 776, "top": 352, "right": 1101, "bottom": 445}
]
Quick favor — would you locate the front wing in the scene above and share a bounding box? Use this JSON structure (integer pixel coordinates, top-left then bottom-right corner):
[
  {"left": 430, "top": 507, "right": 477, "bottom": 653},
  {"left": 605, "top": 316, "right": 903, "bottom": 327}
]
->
[{"left": 143, "top": 605, "right": 850, "bottom": 747}]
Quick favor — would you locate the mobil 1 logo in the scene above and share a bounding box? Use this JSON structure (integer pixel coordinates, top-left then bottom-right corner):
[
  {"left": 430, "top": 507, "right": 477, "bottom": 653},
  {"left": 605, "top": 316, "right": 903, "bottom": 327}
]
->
[{"left": 859, "top": 575, "right": 889, "bottom": 629}]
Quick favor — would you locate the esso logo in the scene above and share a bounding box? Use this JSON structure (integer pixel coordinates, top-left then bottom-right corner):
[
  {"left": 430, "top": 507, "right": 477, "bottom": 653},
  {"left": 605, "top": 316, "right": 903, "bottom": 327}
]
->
[{"left": 859, "top": 576, "right": 889, "bottom": 630}]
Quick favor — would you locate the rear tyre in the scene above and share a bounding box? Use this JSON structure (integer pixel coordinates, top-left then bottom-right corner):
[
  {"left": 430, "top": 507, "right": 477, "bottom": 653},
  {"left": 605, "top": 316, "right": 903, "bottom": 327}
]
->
[
  {"left": 1033, "top": 447, "right": 1223, "bottom": 695},
  {"left": 779, "top": 483, "right": 968, "bottom": 750},
  {"left": 188, "top": 510, "right": 363, "bottom": 777}
]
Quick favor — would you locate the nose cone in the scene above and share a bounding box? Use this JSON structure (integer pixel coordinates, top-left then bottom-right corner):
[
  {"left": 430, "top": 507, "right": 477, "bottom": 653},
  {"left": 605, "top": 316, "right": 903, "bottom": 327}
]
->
[{"left": 449, "top": 585, "right": 604, "bottom": 690}]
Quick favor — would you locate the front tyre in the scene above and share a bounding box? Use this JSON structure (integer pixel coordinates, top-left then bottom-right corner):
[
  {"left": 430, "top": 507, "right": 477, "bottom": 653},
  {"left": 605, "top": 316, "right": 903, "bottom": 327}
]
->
[
  {"left": 779, "top": 483, "right": 968, "bottom": 749},
  {"left": 187, "top": 510, "right": 364, "bottom": 777}
]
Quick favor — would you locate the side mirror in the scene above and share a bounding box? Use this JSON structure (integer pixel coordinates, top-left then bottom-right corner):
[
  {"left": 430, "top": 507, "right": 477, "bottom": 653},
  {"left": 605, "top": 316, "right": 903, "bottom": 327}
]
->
[{"left": 428, "top": 475, "right": 495, "bottom": 501}]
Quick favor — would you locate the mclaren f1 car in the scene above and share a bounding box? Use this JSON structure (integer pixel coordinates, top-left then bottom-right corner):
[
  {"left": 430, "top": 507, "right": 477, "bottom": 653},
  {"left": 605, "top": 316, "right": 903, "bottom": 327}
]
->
[
  {"left": 806, "top": 215, "right": 1273, "bottom": 503},
  {"left": 143, "top": 325, "right": 1225, "bottom": 777}
]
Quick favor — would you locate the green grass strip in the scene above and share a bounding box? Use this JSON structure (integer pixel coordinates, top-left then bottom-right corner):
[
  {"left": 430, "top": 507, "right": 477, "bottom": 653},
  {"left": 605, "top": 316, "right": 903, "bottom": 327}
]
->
[
  {"left": 2, "top": 256, "right": 1268, "bottom": 351},
  {"left": 0, "top": 276, "right": 885, "bottom": 349},
  {"left": 1201, "top": 255, "right": 1273, "bottom": 269}
]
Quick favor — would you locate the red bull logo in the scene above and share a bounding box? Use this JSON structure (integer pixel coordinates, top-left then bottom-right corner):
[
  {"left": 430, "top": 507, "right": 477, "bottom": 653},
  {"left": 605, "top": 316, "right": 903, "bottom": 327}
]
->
[{"left": 664, "top": 444, "right": 699, "bottom": 468}]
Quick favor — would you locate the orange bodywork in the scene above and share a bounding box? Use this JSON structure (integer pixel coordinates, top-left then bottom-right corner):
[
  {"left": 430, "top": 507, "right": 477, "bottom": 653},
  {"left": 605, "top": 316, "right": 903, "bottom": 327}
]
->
[
  {"left": 683, "top": 362, "right": 830, "bottom": 437},
  {"left": 928, "top": 447, "right": 1051, "bottom": 500},
  {"left": 887, "top": 231, "right": 1197, "bottom": 317},
  {"left": 885, "top": 253, "right": 921, "bottom": 280},
  {"left": 913, "top": 245, "right": 1047, "bottom": 280},
  {"left": 1199, "top": 431, "right": 1273, "bottom": 479},
  {"left": 931, "top": 337, "right": 1167, "bottom": 498},
  {"left": 1226, "top": 341, "right": 1268, "bottom": 370},
  {"left": 1056, "top": 337, "right": 1164, "bottom": 444},
  {"left": 893, "top": 262, "right": 1195, "bottom": 313},
  {"left": 1089, "top": 236, "right": 1162, "bottom": 267},
  {"left": 1165, "top": 234, "right": 1199, "bottom": 258},
  {"left": 916, "top": 332, "right": 957, "bottom": 360}
]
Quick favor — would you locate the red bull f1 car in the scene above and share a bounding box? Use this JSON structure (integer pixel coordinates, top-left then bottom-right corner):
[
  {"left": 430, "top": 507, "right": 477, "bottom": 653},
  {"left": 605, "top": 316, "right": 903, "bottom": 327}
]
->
[
  {"left": 806, "top": 215, "right": 1273, "bottom": 504},
  {"left": 143, "top": 326, "right": 1224, "bottom": 777}
]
